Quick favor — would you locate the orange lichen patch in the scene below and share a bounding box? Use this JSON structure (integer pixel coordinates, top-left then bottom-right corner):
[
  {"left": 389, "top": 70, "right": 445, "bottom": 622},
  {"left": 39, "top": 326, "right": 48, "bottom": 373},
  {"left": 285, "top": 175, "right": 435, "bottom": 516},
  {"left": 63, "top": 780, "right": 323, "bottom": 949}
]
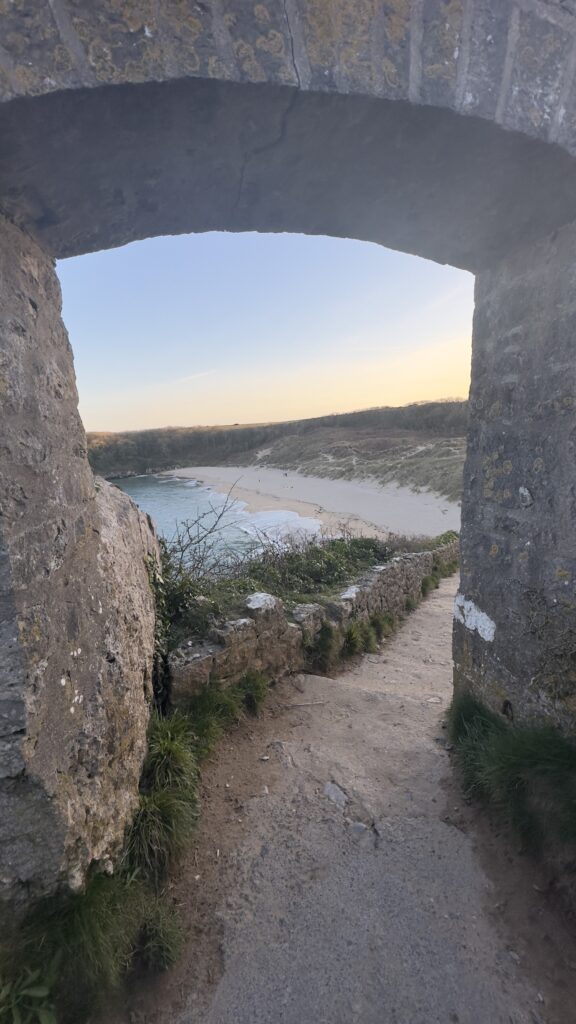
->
[
  {"left": 422, "top": 0, "right": 464, "bottom": 93},
  {"left": 382, "top": 56, "right": 401, "bottom": 89},
  {"left": 299, "top": 0, "right": 340, "bottom": 72},
  {"left": 0, "top": 0, "right": 83, "bottom": 95},
  {"left": 384, "top": 0, "right": 411, "bottom": 47},
  {"left": 254, "top": 4, "right": 272, "bottom": 23},
  {"left": 234, "top": 40, "right": 267, "bottom": 81},
  {"left": 256, "top": 30, "right": 286, "bottom": 58}
]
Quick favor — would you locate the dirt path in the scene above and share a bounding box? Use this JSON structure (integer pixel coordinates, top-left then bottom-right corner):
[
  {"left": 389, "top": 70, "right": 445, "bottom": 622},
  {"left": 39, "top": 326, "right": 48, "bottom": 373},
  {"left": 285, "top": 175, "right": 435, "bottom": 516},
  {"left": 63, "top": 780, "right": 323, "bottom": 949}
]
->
[{"left": 124, "top": 580, "right": 576, "bottom": 1024}]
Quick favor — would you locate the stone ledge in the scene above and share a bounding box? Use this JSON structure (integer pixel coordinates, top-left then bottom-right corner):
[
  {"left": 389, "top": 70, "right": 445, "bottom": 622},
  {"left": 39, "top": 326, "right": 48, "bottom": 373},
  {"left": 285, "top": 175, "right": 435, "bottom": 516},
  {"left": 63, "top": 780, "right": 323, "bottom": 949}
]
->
[{"left": 169, "top": 540, "right": 459, "bottom": 705}]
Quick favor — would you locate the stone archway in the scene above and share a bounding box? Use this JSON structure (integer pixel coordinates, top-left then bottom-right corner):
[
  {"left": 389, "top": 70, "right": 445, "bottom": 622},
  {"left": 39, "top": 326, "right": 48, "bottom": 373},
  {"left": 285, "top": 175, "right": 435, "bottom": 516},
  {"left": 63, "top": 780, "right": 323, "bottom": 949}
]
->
[{"left": 2, "top": 0, "right": 576, "bottom": 906}]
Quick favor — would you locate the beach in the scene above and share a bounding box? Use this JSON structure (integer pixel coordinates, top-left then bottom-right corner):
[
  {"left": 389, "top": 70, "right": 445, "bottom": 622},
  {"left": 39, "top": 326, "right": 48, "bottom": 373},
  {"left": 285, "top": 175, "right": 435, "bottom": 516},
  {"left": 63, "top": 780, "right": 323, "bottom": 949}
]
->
[{"left": 162, "top": 466, "right": 460, "bottom": 537}]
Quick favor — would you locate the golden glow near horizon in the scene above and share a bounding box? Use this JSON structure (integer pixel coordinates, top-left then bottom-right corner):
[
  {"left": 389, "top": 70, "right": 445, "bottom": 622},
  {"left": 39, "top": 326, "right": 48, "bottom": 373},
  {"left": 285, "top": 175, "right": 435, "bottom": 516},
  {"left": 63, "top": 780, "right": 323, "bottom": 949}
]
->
[
  {"left": 60, "top": 232, "right": 475, "bottom": 433},
  {"left": 80, "top": 333, "right": 471, "bottom": 432}
]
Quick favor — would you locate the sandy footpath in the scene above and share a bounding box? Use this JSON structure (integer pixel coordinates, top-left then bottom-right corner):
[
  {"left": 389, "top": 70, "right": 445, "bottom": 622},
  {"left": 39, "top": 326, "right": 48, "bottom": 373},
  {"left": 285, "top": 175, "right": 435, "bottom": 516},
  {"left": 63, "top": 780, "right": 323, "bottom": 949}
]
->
[
  {"left": 114, "top": 581, "right": 576, "bottom": 1024},
  {"left": 163, "top": 465, "right": 460, "bottom": 537}
]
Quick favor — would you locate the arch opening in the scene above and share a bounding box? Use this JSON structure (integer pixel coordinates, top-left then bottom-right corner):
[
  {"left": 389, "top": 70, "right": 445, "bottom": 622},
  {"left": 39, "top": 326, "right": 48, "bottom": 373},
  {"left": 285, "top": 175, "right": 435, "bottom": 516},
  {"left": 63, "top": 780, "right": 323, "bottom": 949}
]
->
[{"left": 2, "top": 48, "right": 576, "bottom": 906}]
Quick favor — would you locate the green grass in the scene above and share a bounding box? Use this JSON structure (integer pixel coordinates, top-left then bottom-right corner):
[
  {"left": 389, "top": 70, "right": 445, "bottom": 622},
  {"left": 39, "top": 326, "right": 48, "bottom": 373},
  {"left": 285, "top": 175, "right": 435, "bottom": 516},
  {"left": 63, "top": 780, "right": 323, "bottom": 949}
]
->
[
  {"left": 137, "top": 897, "right": 184, "bottom": 972},
  {"left": 307, "top": 621, "right": 341, "bottom": 674},
  {"left": 182, "top": 681, "right": 245, "bottom": 761},
  {"left": 0, "top": 963, "right": 59, "bottom": 1024},
  {"left": 0, "top": 876, "right": 185, "bottom": 1024},
  {"left": 142, "top": 711, "right": 198, "bottom": 792},
  {"left": 342, "top": 622, "right": 364, "bottom": 657},
  {"left": 405, "top": 595, "right": 418, "bottom": 613},
  {"left": 370, "top": 612, "right": 396, "bottom": 641},
  {"left": 448, "top": 689, "right": 576, "bottom": 855},
  {"left": 0, "top": 671, "right": 275, "bottom": 1024},
  {"left": 421, "top": 574, "right": 437, "bottom": 596},
  {"left": 358, "top": 621, "right": 378, "bottom": 653},
  {"left": 4, "top": 876, "right": 145, "bottom": 1021},
  {"left": 124, "top": 787, "right": 198, "bottom": 885},
  {"left": 238, "top": 670, "right": 270, "bottom": 716}
]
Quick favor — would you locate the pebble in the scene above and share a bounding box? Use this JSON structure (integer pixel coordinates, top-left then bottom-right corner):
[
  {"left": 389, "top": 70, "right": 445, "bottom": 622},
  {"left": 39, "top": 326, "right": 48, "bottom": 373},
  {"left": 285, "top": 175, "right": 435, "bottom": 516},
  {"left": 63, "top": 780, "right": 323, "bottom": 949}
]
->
[{"left": 324, "top": 781, "right": 348, "bottom": 809}]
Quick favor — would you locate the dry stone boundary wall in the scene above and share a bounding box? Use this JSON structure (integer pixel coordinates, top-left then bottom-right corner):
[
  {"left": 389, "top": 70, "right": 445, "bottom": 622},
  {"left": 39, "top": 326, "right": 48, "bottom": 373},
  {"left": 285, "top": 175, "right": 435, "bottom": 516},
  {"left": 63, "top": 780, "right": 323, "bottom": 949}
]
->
[{"left": 169, "top": 540, "right": 459, "bottom": 704}]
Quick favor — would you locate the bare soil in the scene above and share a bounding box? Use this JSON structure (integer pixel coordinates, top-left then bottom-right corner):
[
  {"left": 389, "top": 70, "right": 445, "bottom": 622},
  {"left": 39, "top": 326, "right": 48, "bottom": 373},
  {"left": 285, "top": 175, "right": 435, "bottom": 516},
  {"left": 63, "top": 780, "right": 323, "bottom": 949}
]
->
[{"left": 112, "top": 580, "right": 576, "bottom": 1024}]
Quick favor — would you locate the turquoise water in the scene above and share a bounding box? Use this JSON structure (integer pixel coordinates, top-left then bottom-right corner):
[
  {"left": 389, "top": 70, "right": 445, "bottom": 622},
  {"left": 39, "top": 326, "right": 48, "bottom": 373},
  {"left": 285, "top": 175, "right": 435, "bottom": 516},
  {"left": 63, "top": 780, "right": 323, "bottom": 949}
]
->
[{"left": 113, "top": 474, "right": 321, "bottom": 553}]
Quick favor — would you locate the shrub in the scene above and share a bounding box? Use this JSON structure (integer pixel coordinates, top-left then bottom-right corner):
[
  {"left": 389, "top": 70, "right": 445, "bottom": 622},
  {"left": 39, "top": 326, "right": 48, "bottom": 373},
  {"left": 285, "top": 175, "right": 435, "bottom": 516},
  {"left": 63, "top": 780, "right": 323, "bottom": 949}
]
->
[
  {"left": 238, "top": 671, "right": 270, "bottom": 716},
  {"left": 405, "top": 595, "right": 417, "bottom": 613}
]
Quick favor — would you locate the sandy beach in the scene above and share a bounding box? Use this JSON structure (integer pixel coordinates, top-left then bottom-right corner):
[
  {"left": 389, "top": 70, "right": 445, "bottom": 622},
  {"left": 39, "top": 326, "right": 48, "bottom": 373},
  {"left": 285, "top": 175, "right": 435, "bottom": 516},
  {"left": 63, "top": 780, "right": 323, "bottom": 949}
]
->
[{"left": 163, "top": 466, "right": 460, "bottom": 537}]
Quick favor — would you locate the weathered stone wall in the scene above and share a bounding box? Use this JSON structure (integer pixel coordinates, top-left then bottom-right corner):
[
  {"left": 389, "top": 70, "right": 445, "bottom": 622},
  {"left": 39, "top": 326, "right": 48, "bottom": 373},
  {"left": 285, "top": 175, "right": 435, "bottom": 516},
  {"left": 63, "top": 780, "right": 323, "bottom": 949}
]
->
[
  {"left": 170, "top": 541, "right": 459, "bottom": 703},
  {"left": 2, "top": 1, "right": 576, "bottom": 159},
  {"left": 3, "top": 4, "right": 576, "bottom": 272},
  {"left": 454, "top": 220, "right": 576, "bottom": 733},
  {"left": 0, "top": 216, "right": 158, "bottom": 908}
]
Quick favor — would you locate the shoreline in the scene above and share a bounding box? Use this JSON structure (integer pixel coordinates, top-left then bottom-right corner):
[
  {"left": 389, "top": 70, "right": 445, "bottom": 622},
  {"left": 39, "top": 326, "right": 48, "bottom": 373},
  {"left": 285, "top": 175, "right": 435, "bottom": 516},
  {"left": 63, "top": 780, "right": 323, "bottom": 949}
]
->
[{"left": 160, "top": 465, "right": 460, "bottom": 538}]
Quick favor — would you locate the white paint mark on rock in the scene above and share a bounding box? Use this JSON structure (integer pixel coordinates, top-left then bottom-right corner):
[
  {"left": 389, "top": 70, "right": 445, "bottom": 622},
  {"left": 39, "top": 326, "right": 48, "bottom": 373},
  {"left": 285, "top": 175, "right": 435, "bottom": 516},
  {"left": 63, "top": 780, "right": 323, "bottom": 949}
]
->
[{"left": 453, "top": 593, "right": 496, "bottom": 642}]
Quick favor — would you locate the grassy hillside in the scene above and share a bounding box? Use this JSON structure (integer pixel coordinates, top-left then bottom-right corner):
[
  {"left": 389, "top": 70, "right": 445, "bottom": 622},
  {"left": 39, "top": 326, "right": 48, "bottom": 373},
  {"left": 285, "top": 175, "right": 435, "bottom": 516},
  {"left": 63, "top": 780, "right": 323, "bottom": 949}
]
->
[{"left": 87, "top": 400, "right": 468, "bottom": 502}]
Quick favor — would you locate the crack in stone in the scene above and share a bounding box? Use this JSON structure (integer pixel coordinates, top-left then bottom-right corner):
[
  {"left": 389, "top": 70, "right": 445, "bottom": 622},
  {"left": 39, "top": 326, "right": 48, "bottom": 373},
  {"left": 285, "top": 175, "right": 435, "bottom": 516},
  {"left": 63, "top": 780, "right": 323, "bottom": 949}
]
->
[
  {"left": 283, "top": 0, "right": 301, "bottom": 89},
  {"left": 231, "top": 89, "right": 299, "bottom": 225}
]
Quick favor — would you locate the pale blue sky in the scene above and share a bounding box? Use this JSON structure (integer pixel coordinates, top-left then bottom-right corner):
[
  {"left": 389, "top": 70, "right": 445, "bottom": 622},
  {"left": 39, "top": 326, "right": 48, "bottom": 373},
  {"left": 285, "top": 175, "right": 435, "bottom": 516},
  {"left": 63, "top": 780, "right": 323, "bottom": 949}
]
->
[{"left": 58, "top": 232, "right": 474, "bottom": 432}]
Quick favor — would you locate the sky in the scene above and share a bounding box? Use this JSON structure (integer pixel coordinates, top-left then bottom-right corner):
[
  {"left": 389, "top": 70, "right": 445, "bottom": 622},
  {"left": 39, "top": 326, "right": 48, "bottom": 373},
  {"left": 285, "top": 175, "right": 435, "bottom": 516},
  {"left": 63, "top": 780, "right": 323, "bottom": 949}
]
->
[{"left": 57, "top": 232, "right": 474, "bottom": 433}]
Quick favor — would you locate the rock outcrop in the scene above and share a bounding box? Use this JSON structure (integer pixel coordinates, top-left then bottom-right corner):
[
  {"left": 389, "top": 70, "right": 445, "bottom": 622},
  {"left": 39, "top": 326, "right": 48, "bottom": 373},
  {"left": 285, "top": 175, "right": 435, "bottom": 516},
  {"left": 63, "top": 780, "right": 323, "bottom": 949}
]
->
[{"left": 0, "top": 216, "right": 159, "bottom": 909}]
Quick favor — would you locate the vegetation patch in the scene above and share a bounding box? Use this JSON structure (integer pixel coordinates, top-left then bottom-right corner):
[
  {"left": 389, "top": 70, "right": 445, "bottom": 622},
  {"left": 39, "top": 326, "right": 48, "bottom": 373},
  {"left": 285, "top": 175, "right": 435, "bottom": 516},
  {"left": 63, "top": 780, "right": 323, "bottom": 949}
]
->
[
  {"left": 160, "top": 521, "right": 458, "bottom": 650},
  {"left": 0, "top": 521, "right": 459, "bottom": 1023},
  {"left": 0, "top": 670, "right": 271, "bottom": 1024},
  {"left": 307, "top": 621, "right": 341, "bottom": 674},
  {"left": 448, "top": 690, "right": 576, "bottom": 861}
]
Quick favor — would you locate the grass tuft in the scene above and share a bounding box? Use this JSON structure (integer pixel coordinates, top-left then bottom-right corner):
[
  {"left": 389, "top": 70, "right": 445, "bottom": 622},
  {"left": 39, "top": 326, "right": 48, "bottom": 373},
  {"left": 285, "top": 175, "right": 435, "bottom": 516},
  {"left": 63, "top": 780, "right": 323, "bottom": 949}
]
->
[
  {"left": 370, "top": 612, "right": 396, "bottom": 640},
  {"left": 421, "top": 574, "right": 436, "bottom": 597},
  {"left": 238, "top": 671, "right": 270, "bottom": 716},
  {"left": 405, "top": 595, "right": 417, "bottom": 613},
  {"left": 307, "top": 621, "right": 340, "bottom": 674},
  {"left": 182, "top": 681, "right": 245, "bottom": 761},
  {"left": 4, "top": 875, "right": 150, "bottom": 1021},
  {"left": 448, "top": 689, "right": 576, "bottom": 855},
  {"left": 358, "top": 620, "right": 378, "bottom": 653},
  {"left": 142, "top": 711, "right": 198, "bottom": 793},
  {"left": 342, "top": 622, "right": 363, "bottom": 657},
  {"left": 136, "top": 897, "right": 185, "bottom": 973},
  {"left": 124, "top": 787, "right": 198, "bottom": 885}
]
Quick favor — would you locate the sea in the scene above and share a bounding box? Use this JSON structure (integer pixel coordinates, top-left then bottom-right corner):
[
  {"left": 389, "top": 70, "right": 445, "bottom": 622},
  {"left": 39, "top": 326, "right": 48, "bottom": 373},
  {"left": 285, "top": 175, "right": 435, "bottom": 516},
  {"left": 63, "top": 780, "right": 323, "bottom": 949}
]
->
[{"left": 113, "top": 473, "right": 321, "bottom": 555}]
